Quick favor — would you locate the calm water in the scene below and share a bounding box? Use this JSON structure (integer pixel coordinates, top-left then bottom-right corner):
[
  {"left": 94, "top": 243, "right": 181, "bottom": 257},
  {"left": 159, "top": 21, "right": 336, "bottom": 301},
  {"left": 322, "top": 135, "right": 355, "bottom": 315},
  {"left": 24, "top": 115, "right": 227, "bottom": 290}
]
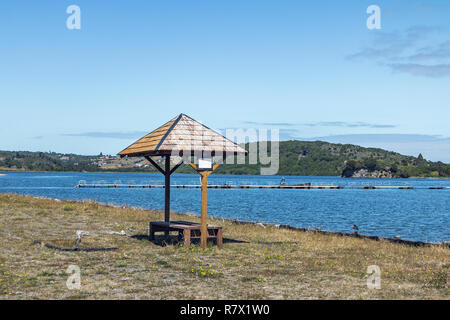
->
[{"left": 0, "top": 172, "right": 449, "bottom": 243}]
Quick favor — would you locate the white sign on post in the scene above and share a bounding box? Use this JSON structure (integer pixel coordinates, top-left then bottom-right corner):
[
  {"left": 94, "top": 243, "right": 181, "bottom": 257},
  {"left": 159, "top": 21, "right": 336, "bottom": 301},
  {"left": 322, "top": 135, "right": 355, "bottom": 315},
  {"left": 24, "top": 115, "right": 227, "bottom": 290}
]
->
[{"left": 198, "top": 158, "right": 213, "bottom": 171}]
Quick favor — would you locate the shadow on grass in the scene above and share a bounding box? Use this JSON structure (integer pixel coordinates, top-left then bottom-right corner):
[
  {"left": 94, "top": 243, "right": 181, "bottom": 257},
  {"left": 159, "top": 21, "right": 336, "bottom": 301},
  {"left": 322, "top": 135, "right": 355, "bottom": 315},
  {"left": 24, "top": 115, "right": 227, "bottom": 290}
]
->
[
  {"left": 32, "top": 240, "right": 118, "bottom": 252},
  {"left": 131, "top": 234, "right": 248, "bottom": 247}
]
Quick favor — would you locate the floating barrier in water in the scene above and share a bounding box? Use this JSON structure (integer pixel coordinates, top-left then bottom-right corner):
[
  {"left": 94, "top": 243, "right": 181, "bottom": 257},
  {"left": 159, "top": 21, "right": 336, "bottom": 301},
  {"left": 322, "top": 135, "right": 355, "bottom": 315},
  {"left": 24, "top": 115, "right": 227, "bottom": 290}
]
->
[{"left": 75, "top": 183, "right": 450, "bottom": 190}]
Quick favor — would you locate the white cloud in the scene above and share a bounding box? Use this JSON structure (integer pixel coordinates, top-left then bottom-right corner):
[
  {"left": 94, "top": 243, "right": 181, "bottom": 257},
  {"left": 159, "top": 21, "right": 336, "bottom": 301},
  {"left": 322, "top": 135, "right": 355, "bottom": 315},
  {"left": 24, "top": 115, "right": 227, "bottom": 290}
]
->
[
  {"left": 389, "top": 63, "right": 450, "bottom": 77},
  {"left": 348, "top": 25, "right": 450, "bottom": 77}
]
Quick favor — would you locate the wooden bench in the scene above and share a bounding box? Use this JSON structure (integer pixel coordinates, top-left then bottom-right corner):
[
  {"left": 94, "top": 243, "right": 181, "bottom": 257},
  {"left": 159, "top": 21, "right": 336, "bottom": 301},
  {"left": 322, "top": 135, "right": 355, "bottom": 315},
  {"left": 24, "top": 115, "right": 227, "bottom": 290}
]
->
[{"left": 149, "top": 221, "right": 223, "bottom": 248}]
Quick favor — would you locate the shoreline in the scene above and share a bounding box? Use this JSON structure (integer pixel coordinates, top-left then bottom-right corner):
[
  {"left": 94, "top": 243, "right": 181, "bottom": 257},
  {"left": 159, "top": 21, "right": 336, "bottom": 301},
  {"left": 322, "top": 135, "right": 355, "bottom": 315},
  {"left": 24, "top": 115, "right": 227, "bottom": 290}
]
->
[
  {"left": 230, "top": 219, "right": 449, "bottom": 248},
  {"left": 1, "top": 169, "right": 450, "bottom": 179},
  {"left": 8, "top": 193, "right": 449, "bottom": 248}
]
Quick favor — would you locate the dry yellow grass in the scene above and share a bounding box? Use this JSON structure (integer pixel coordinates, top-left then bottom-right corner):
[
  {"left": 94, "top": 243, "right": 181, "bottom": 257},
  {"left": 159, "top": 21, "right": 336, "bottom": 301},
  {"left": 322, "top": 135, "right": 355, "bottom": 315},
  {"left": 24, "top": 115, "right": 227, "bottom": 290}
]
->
[{"left": 0, "top": 193, "right": 448, "bottom": 300}]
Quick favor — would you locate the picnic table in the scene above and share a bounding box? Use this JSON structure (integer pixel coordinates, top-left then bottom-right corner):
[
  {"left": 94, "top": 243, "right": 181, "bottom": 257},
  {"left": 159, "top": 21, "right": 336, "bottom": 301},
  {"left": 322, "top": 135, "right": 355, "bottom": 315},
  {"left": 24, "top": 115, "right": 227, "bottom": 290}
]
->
[{"left": 149, "top": 221, "right": 223, "bottom": 248}]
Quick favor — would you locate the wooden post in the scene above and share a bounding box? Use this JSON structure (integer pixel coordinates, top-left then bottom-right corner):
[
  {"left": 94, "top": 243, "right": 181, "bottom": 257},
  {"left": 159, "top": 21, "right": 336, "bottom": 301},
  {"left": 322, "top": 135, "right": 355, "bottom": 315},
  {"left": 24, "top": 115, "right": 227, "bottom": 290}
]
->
[
  {"left": 145, "top": 155, "right": 184, "bottom": 241},
  {"left": 164, "top": 155, "right": 170, "bottom": 238},
  {"left": 183, "top": 228, "right": 191, "bottom": 247},
  {"left": 164, "top": 155, "right": 170, "bottom": 223},
  {"left": 190, "top": 163, "right": 220, "bottom": 250},
  {"left": 217, "top": 228, "right": 223, "bottom": 249},
  {"left": 200, "top": 171, "right": 208, "bottom": 249},
  {"left": 149, "top": 222, "right": 154, "bottom": 241}
]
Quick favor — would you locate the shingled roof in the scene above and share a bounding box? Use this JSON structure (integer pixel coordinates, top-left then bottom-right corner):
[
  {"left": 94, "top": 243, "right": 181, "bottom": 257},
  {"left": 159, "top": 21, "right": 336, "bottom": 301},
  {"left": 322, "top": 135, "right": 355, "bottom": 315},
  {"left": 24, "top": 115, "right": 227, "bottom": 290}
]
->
[{"left": 118, "top": 114, "right": 247, "bottom": 157}]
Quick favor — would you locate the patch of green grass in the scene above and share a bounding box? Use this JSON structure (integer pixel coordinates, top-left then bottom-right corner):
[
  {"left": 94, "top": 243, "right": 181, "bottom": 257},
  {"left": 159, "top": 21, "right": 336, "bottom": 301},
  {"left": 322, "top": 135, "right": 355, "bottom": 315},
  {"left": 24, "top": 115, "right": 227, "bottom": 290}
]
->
[
  {"left": 38, "top": 272, "right": 57, "bottom": 277},
  {"left": 425, "top": 271, "right": 448, "bottom": 289},
  {"left": 191, "top": 265, "right": 219, "bottom": 278},
  {"left": 95, "top": 269, "right": 108, "bottom": 275},
  {"left": 156, "top": 260, "right": 170, "bottom": 267},
  {"left": 242, "top": 276, "right": 267, "bottom": 283},
  {"left": 63, "top": 204, "right": 74, "bottom": 211}
]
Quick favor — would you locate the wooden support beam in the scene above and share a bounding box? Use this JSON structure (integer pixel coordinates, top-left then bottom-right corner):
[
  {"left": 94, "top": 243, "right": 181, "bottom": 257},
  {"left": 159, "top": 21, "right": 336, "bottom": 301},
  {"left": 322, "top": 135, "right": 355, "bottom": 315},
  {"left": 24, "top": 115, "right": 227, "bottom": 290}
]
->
[
  {"left": 164, "top": 155, "right": 170, "bottom": 223},
  {"left": 145, "top": 155, "right": 184, "bottom": 236},
  {"left": 145, "top": 156, "right": 165, "bottom": 175},
  {"left": 170, "top": 160, "right": 184, "bottom": 175},
  {"left": 211, "top": 163, "right": 220, "bottom": 173},
  {"left": 190, "top": 162, "right": 220, "bottom": 249},
  {"left": 183, "top": 229, "right": 191, "bottom": 247},
  {"left": 200, "top": 171, "right": 208, "bottom": 249},
  {"left": 217, "top": 228, "right": 223, "bottom": 249}
]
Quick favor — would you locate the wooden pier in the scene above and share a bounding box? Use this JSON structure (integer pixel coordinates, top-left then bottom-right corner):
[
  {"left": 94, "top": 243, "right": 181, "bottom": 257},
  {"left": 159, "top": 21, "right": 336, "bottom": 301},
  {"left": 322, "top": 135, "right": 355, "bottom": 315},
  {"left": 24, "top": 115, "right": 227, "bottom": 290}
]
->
[{"left": 75, "top": 183, "right": 450, "bottom": 190}]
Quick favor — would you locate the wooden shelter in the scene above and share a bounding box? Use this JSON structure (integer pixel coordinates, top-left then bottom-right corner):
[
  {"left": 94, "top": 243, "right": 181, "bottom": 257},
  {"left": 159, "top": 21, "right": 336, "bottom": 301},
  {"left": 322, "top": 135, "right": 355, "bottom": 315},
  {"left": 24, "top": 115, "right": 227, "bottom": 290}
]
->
[{"left": 118, "top": 113, "right": 247, "bottom": 248}]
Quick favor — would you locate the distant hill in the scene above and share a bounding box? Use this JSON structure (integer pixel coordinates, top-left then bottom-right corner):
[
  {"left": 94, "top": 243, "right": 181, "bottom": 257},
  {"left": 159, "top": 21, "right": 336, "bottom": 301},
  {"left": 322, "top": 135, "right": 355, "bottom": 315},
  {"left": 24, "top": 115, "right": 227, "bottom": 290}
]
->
[
  {"left": 213, "top": 140, "right": 450, "bottom": 178},
  {"left": 1, "top": 140, "right": 449, "bottom": 178},
  {"left": 0, "top": 151, "right": 99, "bottom": 172},
  {"left": 0, "top": 151, "right": 154, "bottom": 173}
]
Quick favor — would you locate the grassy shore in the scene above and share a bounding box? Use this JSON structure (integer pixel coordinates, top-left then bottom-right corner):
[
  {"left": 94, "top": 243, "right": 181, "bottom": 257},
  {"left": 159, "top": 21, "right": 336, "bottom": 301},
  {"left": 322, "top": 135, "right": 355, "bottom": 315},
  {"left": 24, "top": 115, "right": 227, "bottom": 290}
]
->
[{"left": 0, "top": 193, "right": 448, "bottom": 299}]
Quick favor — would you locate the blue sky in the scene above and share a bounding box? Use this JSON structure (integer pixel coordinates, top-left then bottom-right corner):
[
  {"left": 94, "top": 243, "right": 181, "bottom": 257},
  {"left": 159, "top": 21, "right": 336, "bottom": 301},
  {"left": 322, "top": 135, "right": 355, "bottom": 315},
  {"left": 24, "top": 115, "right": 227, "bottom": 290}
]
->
[{"left": 1, "top": 1, "right": 450, "bottom": 161}]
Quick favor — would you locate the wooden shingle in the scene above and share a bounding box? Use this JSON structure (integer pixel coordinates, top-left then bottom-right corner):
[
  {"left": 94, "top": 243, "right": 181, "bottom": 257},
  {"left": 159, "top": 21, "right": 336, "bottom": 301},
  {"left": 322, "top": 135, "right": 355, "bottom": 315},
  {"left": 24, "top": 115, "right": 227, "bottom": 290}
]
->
[{"left": 118, "top": 114, "right": 247, "bottom": 157}]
